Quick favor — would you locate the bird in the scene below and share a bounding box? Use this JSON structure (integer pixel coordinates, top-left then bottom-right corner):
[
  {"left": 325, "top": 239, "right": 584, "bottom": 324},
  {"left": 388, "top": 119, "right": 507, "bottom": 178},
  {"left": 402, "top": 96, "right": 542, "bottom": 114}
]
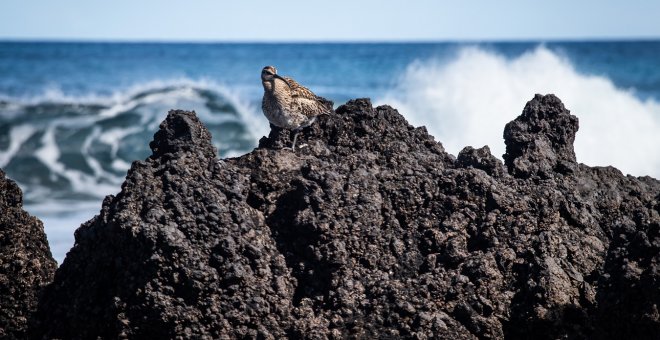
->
[{"left": 261, "top": 66, "right": 333, "bottom": 150}]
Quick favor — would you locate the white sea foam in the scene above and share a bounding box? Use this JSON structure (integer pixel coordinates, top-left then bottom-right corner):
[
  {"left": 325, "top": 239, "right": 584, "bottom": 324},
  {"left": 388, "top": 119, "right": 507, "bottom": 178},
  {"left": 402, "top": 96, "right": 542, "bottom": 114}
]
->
[
  {"left": 81, "top": 127, "right": 120, "bottom": 181},
  {"left": 111, "top": 159, "right": 132, "bottom": 172},
  {"left": 34, "top": 125, "right": 118, "bottom": 196},
  {"left": 98, "top": 127, "right": 143, "bottom": 156},
  {"left": 0, "top": 124, "right": 35, "bottom": 167},
  {"left": 379, "top": 46, "right": 660, "bottom": 179}
]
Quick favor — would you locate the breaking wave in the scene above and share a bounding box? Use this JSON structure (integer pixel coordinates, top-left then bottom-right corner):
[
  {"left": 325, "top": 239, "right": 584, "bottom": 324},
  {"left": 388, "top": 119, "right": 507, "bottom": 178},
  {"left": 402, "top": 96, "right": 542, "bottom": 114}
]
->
[
  {"left": 380, "top": 46, "right": 660, "bottom": 178},
  {"left": 0, "top": 79, "right": 265, "bottom": 206}
]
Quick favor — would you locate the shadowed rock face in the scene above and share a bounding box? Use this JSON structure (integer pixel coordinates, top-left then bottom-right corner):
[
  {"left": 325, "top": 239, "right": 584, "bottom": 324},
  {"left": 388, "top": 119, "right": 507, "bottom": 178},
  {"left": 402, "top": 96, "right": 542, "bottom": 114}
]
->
[
  {"left": 0, "top": 170, "right": 56, "bottom": 339},
  {"left": 32, "top": 95, "right": 659, "bottom": 339}
]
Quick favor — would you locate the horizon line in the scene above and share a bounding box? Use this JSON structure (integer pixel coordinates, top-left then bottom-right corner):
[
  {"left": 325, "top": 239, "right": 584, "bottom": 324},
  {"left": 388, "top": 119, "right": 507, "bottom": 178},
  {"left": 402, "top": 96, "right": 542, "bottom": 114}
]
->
[{"left": 1, "top": 36, "right": 659, "bottom": 44}]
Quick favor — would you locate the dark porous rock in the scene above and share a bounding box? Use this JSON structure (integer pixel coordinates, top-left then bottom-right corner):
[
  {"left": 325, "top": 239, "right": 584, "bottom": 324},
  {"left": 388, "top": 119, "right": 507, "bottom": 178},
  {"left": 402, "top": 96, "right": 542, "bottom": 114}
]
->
[
  {"left": 0, "top": 170, "right": 56, "bottom": 339},
  {"left": 457, "top": 145, "right": 506, "bottom": 178},
  {"left": 503, "top": 94, "right": 579, "bottom": 179},
  {"left": 33, "top": 96, "right": 660, "bottom": 339}
]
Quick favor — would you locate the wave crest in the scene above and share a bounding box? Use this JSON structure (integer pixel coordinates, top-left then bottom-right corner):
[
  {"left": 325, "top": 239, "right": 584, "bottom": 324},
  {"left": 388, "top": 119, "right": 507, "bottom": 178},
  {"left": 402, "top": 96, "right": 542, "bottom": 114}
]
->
[{"left": 0, "top": 79, "right": 265, "bottom": 204}]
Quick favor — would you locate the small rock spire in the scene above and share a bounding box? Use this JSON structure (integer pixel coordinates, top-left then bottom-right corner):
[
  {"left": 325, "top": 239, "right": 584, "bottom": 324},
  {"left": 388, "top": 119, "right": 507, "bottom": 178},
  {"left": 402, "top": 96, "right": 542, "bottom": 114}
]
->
[{"left": 503, "top": 94, "right": 580, "bottom": 178}]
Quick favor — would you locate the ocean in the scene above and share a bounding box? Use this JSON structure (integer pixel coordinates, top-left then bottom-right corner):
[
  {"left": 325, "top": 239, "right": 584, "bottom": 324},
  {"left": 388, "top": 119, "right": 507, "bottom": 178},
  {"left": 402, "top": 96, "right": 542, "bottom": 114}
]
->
[{"left": 1, "top": 41, "right": 659, "bottom": 263}]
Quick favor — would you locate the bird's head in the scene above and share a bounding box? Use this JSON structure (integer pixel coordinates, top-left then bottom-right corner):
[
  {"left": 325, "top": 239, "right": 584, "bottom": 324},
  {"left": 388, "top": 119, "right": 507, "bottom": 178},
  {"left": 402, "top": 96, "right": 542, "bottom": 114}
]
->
[{"left": 261, "top": 66, "right": 290, "bottom": 88}]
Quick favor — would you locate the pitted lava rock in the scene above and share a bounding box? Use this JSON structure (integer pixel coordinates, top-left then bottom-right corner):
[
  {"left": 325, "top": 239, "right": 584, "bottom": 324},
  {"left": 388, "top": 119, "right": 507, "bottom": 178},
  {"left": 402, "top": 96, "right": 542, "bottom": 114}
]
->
[
  {"left": 32, "top": 95, "right": 659, "bottom": 339},
  {"left": 0, "top": 170, "right": 56, "bottom": 339},
  {"left": 503, "top": 94, "right": 579, "bottom": 178}
]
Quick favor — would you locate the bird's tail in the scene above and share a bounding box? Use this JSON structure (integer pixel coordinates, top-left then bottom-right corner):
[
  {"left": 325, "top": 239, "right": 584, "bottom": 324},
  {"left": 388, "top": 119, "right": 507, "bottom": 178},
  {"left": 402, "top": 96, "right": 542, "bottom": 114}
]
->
[{"left": 317, "top": 96, "right": 334, "bottom": 114}]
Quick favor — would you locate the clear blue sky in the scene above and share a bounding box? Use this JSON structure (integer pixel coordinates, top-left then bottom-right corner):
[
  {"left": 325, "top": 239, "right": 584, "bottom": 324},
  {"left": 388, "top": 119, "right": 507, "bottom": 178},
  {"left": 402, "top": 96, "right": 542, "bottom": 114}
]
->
[{"left": 1, "top": 0, "right": 659, "bottom": 41}]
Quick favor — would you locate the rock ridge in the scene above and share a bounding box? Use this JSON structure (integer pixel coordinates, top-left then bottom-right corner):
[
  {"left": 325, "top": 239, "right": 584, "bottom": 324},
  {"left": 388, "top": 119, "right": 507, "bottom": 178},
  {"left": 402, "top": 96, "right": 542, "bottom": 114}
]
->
[{"left": 30, "top": 96, "right": 660, "bottom": 339}]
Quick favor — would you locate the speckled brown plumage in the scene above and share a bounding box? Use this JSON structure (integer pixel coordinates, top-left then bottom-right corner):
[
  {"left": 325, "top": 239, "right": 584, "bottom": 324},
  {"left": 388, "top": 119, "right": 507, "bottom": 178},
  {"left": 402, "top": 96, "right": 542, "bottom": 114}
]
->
[{"left": 261, "top": 66, "right": 333, "bottom": 149}]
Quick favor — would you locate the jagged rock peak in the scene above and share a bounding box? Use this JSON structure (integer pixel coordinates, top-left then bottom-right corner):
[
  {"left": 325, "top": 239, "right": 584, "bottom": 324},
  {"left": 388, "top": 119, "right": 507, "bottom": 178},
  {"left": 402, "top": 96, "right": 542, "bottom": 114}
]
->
[
  {"left": 149, "top": 109, "right": 217, "bottom": 161},
  {"left": 503, "top": 94, "right": 579, "bottom": 178}
]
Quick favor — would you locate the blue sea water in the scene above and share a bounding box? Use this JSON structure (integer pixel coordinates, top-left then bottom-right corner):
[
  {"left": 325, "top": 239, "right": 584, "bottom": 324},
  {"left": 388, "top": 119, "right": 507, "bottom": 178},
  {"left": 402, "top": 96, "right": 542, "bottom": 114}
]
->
[{"left": 0, "top": 41, "right": 659, "bottom": 263}]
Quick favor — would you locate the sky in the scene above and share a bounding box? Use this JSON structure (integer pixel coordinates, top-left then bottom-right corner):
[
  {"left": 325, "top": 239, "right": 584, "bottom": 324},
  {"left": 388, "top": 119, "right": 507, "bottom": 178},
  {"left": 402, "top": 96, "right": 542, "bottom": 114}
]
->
[{"left": 1, "top": 0, "right": 659, "bottom": 42}]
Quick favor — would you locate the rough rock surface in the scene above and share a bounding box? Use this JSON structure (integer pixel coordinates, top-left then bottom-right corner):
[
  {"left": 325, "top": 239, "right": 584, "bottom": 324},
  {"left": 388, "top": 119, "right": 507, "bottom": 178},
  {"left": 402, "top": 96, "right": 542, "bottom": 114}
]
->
[
  {"left": 503, "top": 94, "right": 579, "bottom": 178},
  {"left": 33, "top": 94, "right": 659, "bottom": 339},
  {"left": 0, "top": 169, "right": 56, "bottom": 339}
]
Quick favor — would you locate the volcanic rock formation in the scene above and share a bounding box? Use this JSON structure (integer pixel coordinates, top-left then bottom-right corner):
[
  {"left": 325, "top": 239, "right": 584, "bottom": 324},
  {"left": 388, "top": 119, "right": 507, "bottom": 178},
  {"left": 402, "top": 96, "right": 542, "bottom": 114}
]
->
[
  {"left": 0, "top": 170, "right": 56, "bottom": 339},
  {"left": 31, "top": 95, "right": 660, "bottom": 339}
]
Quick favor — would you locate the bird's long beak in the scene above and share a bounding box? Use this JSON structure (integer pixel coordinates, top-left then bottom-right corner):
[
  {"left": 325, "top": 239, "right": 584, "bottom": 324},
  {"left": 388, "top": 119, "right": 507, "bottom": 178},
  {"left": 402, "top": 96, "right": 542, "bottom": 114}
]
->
[{"left": 273, "top": 74, "right": 291, "bottom": 88}]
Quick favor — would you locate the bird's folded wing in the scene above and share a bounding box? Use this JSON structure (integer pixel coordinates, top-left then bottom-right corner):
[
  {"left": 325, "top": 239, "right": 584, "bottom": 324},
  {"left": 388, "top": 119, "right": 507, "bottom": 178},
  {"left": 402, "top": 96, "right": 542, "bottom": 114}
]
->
[
  {"left": 284, "top": 77, "right": 334, "bottom": 114},
  {"left": 284, "top": 77, "right": 316, "bottom": 99}
]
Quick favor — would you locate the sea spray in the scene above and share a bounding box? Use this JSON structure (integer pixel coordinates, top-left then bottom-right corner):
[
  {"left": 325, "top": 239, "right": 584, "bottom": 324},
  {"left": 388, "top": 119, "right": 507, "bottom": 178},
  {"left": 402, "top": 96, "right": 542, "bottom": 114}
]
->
[{"left": 379, "top": 46, "right": 660, "bottom": 178}]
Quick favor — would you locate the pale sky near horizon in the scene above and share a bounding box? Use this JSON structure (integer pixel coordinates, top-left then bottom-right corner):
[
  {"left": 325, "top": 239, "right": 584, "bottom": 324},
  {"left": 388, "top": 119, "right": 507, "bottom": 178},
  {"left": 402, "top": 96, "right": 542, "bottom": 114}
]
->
[{"left": 1, "top": 0, "right": 659, "bottom": 41}]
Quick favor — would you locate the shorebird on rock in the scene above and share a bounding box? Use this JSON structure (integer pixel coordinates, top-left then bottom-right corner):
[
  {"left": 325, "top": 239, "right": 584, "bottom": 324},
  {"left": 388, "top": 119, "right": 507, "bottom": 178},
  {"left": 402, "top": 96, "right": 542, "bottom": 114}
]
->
[{"left": 261, "top": 66, "right": 333, "bottom": 150}]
